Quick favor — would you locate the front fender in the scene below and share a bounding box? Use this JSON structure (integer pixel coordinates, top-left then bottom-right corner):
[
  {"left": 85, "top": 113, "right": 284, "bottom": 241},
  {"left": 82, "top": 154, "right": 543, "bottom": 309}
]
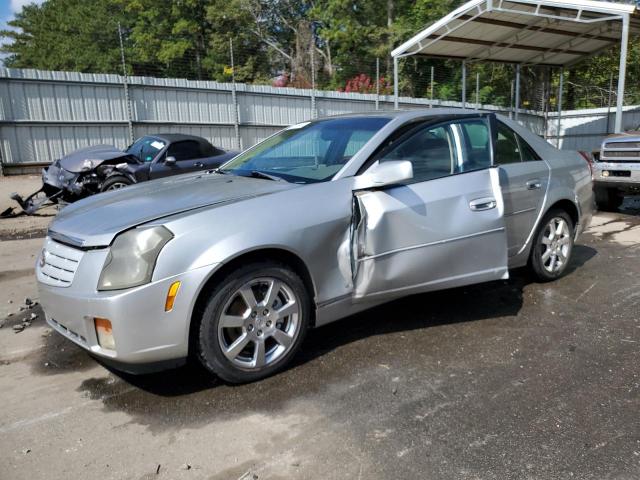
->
[{"left": 152, "top": 178, "right": 356, "bottom": 307}]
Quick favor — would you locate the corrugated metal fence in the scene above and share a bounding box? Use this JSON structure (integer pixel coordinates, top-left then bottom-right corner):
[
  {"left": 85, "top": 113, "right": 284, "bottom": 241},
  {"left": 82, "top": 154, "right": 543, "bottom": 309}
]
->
[{"left": 1, "top": 67, "right": 637, "bottom": 167}]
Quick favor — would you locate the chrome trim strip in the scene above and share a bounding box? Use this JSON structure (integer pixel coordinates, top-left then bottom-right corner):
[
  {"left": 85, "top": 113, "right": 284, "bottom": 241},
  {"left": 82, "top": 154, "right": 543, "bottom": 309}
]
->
[
  {"left": 515, "top": 159, "right": 552, "bottom": 257},
  {"left": 47, "top": 230, "right": 86, "bottom": 248},
  {"left": 357, "top": 227, "right": 506, "bottom": 262},
  {"left": 504, "top": 206, "right": 537, "bottom": 217},
  {"left": 317, "top": 293, "right": 352, "bottom": 309}
]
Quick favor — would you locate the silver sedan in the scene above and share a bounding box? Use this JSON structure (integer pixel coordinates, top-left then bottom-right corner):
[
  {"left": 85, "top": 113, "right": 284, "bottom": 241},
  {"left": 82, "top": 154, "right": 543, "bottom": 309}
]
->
[{"left": 37, "top": 110, "right": 593, "bottom": 383}]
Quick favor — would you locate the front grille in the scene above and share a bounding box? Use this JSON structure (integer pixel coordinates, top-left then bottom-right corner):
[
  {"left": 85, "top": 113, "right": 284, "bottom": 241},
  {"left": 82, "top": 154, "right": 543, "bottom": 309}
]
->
[
  {"left": 605, "top": 141, "right": 640, "bottom": 149},
  {"left": 38, "top": 237, "right": 84, "bottom": 287},
  {"left": 603, "top": 151, "right": 640, "bottom": 158},
  {"left": 601, "top": 148, "right": 640, "bottom": 162}
]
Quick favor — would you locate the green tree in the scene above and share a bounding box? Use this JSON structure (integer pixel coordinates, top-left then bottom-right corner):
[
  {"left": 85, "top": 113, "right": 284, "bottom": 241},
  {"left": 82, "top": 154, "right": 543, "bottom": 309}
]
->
[{"left": 1, "top": 0, "right": 127, "bottom": 73}]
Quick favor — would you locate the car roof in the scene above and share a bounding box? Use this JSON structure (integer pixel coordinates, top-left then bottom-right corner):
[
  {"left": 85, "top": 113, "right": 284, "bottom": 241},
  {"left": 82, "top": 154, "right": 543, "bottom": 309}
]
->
[
  {"left": 150, "top": 133, "right": 210, "bottom": 144},
  {"left": 309, "top": 108, "right": 487, "bottom": 122}
]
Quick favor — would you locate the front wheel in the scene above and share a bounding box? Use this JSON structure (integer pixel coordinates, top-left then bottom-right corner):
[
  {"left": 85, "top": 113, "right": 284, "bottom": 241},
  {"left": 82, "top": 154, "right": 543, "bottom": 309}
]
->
[
  {"left": 100, "top": 175, "right": 133, "bottom": 192},
  {"left": 197, "top": 261, "right": 311, "bottom": 383},
  {"left": 529, "top": 209, "right": 575, "bottom": 282}
]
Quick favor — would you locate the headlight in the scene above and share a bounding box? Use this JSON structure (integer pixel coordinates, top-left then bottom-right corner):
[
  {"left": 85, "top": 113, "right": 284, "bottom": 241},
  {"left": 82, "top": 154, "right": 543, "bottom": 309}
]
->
[{"left": 97, "top": 226, "right": 173, "bottom": 291}]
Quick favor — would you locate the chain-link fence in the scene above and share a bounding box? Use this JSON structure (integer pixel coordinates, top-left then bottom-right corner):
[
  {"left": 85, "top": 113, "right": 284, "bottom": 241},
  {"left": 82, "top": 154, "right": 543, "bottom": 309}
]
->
[
  {"left": 107, "top": 22, "right": 640, "bottom": 114},
  {"left": 2, "top": 14, "right": 640, "bottom": 167}
]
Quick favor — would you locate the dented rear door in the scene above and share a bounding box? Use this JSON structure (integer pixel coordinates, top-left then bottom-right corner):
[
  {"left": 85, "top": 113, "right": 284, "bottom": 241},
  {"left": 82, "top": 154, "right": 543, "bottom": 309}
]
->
[{"left": 351, "top": 117, "right": 508, "bottom": 300}]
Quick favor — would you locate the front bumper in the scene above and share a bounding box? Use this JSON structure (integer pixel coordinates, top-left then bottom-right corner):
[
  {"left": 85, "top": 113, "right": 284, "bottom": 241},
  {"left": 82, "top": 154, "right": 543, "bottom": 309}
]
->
[
  {"left": 592, "top": 161, "right": 640, "bottom": 191},
  {"left": 38, "top": 249, "right": 214, "bottom": 365}
]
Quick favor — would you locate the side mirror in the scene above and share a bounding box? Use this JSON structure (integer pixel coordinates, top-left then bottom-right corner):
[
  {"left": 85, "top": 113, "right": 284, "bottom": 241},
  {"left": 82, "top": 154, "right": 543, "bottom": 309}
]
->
[
  {"left": 165, "top": 156, "right": 176, "bottom": 165},
  {"left": 353, "top": 160, "right": 413, "bottom": 190}
]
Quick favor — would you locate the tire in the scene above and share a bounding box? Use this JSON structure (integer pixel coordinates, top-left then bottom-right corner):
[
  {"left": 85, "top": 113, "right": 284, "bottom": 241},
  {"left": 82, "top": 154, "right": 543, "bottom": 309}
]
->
[
  {"left": 594, "top": 186, "right": 623, "bottom": 211},
  {"left": 100, "top": 175, "right": 133, "bottom": 192},
  {"left": 528, "top": 209, "right": 575, "bottom": 282},
  {"left": 197, "top": 261, "right": 311, "bottom": 383}
]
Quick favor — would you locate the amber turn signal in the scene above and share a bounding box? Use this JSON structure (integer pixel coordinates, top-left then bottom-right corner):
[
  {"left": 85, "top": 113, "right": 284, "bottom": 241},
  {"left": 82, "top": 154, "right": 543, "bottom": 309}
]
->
[
  {"left": 94, "top": 317, "right": 115, "bottom": 350},
  {"left": 165, "top": 281, "right": 181, "bottom": 312}
]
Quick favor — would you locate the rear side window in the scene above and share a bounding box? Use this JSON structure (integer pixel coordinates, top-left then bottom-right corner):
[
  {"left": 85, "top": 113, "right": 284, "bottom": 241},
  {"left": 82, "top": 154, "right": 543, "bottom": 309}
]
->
[
  {"left": 516, "top": 134, "right": 541, "bottom": 161},
  {"left": 495, "top": 123, "right": 521, "bottom": 165},
  {"left": 167, "top": 140, "right": 203, "bottom": 161}
]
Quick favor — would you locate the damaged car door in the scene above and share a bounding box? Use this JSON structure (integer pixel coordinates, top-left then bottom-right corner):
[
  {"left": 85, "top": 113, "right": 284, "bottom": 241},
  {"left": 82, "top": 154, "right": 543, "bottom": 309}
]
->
[{"left": 351, "top": 115, "right": 509, "bottom": 300}]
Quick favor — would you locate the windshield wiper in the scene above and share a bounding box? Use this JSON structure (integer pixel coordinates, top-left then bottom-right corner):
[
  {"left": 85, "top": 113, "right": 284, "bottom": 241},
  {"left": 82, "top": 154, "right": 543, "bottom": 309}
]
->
[{"left": 248, "top": 170, "right": 283, "bottom": 182}]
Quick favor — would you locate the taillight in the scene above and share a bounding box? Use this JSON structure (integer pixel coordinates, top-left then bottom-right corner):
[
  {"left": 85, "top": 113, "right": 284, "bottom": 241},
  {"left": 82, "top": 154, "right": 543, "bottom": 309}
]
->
[{"left": 578, "top": 151, "right": 594, "bottom": 179}]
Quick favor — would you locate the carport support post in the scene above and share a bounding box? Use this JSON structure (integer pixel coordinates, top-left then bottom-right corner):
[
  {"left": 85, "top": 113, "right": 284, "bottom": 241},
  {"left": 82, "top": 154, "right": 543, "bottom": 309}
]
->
[
  {"left": 514, "top": 64, "right": 521, "bottom": 121},
  {"left": 461, "top": 61, "right": 466, "bottom": 107},
  {"left": 393, "top": 56, "right": 399, "bottom": 110},
  {"left": 118, "top": 22, "right": 134, "bottom": 145},
  {"left": 430, "top": 66, "right": 434, "bottom": 107},
  {"left": 614, "top": 14, "right": 630, "bottom": 134},
  {"left": 310, "top": 44, "right": 317, "bottom": 119},
  {"left": 605, "top": 72, "right": 613, "bottom": 134},
  {"left": 229, "top": 39, "right": 241, "bottom": 151},
  {"left": 556, "top": 67, "right": 564, "bottom": 148},
  {"left": 375, "top": 57, "right": 380, "bottom": 110}
]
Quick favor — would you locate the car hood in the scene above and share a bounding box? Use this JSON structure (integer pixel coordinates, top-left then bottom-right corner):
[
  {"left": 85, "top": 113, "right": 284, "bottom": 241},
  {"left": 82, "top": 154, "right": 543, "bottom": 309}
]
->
[
  {"left": 58, "top": 145, "right": 129, "bottom": 173},
  {"left": 603, "top": 131, "right": 640, "bottom": 143},
  {"left": 48, "top": 172, "right": 299, "bottom": 247}
]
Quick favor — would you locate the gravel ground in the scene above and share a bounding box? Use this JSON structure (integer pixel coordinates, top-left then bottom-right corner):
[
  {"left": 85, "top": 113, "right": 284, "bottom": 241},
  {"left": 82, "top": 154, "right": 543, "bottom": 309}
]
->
[{"left": 0, "top": 199, "right": 639, "bottom": 479}]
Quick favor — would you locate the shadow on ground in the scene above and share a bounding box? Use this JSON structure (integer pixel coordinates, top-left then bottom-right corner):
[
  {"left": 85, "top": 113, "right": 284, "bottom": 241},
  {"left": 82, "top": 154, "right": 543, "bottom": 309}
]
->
[{"left": 66, "top": 245, "right": 597, "bottom": 432}]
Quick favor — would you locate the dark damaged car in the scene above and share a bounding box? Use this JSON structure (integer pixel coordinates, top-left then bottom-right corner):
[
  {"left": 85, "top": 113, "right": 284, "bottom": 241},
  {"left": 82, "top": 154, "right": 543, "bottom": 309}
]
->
[{"left": 8, "top": 134, "right": 237, "bottom": 214}]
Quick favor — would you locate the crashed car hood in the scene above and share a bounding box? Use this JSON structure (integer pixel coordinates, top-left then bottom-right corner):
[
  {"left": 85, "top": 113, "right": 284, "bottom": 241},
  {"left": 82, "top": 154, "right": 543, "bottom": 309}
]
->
[
  {"left": 58, "top": 144, "right": 129, "bottom": 172},
  {"left": 49, "top": 173, "right": 299, "bottom": 247}
]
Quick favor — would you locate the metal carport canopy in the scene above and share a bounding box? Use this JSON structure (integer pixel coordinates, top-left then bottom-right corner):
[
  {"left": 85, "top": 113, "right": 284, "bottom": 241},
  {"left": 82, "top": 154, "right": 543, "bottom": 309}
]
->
[{"left": 391, "top": 0, "right": 640, "bottom": 133}]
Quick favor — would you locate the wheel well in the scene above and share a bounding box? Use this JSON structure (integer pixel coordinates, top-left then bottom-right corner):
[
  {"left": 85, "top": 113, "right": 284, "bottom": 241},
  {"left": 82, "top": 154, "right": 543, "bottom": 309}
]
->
[
  {"left": 188, "top": 248, "right": 317, "bottom": 356},
  {"left": 547, "top": 199, "right": 579, "bottom": 228}
]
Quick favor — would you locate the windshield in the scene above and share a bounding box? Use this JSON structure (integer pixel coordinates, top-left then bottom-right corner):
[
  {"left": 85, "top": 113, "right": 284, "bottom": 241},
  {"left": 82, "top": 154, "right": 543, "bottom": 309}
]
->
[
  {"left": 220, "top": 117, "right": 390, "bottom": 183},
  {"left": 125, "top": 136, "right": 166, "bottom": 162}
]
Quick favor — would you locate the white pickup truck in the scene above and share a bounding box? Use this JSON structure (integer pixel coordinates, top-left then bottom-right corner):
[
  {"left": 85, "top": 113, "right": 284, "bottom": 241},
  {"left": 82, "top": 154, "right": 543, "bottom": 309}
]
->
[{"left": 593, "top": 130, "right": 640, "bottom": 210}]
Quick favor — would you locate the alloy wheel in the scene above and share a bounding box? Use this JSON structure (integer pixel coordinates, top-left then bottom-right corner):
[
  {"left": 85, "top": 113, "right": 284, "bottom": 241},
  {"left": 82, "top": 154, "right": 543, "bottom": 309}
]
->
[
  {"left": 217, "top": 277, "right": 301, "bottom": 370},
  {"left": 541, "top": 217, "right": 571, "bottom": 273},
  {"left": 105, "top": 182, "right": 128, "bottom": 190}
]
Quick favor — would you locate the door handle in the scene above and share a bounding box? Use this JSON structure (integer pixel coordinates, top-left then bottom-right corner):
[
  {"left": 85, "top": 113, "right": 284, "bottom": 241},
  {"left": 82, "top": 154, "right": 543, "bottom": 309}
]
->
[
  {"left": 469, "top": 197, "right": 497, "bottom": 211},
  {"left": 194, "top": 162, "right": 205, "bottom": 168},
  {"left": 526, "top": 179, "right": 542, "bottom": 190}
]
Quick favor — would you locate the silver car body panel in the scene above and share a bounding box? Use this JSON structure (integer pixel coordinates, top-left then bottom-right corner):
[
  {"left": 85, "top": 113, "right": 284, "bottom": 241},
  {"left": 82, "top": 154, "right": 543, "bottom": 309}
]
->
[
  {"left": 351, "top": 167, "right": 508, "bottom": 300},
  {"left": 37, "top": 109, "right": 593, "bottom": 365}
]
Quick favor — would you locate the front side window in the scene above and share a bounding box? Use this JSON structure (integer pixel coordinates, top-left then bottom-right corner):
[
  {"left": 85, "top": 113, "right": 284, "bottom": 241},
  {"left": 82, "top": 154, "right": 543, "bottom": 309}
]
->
[
  {"left": 221, "top": 117, "right": 390, "bottom": 183},
  {"left": 456, "top": 119, "right": 492, "bottom": 170},
  {"left": 376, "top": 118, "right": 492, "bottom": 182},
  {"left": 378, "top": 124, "right": 457, "bottom": 182},
  {"left": 167, "top": 140, "right": 203, "bottom": 161}
]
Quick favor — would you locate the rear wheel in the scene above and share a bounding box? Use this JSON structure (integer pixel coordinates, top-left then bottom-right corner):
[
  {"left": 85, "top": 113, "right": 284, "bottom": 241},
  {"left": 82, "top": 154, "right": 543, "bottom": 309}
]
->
[
  {"left": 100, "top": 175, "right": 133, "bottom": 192},
  {"left": 197, "top": 261, "right": 310, "bottom": 383},
  {"left": 594, "top": 186, "right": 623, "bottom": 211},
  {"left": 529, "top": 209, "right": 575, "bottom": 282}
]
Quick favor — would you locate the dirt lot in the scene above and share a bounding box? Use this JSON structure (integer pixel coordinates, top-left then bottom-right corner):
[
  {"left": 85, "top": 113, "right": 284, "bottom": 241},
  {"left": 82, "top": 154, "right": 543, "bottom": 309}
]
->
[{"left": 1, "top": 178, "right": 639, "bottom": 479}]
